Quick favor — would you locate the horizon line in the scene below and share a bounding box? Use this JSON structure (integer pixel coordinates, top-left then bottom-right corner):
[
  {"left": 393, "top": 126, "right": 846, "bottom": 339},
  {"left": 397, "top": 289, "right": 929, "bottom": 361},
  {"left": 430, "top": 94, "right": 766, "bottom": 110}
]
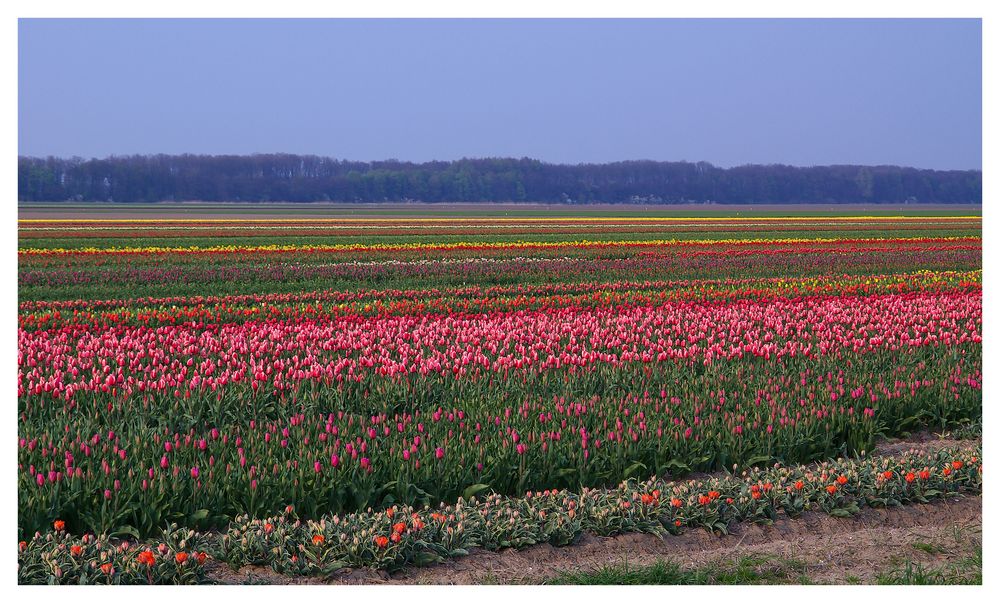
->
[{"left": 17, "top": 153, "right": 984, "bottom": 173}]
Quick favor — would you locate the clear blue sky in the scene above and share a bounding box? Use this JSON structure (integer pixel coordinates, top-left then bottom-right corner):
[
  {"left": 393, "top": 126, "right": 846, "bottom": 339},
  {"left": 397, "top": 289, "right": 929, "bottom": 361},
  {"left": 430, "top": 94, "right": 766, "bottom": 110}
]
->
[{"left": 18, "top": 19, "right": 982, "bottom": 170}]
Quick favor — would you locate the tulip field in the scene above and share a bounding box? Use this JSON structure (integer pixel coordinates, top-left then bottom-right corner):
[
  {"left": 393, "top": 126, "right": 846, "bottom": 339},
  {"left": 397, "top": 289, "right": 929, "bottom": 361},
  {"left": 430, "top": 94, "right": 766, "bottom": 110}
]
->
[{"left": 17, "top": 211, "right": 983, "bottom": 583}]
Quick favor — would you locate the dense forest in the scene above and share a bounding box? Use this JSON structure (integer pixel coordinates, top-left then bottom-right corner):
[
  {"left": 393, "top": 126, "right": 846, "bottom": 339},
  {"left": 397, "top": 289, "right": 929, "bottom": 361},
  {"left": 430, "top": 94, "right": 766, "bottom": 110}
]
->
[{"left": 18, "top": 154, "right": 982, "bottom": 204}]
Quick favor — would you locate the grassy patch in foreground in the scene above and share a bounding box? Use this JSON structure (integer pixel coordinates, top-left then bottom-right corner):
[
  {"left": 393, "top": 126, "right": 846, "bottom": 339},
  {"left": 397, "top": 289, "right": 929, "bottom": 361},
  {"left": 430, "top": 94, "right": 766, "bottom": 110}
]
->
[
  {"left": 546, "top": 554, "right": 812, "bottom": 585},
  {"left": 547, "top": 548, "right": 983, "bottom": 585},
  {"left": 877, "top": 552, "right": 982, "bottom": 585},
  {"left": 878, "top": 524, "right": 982, "bottom": 585}
]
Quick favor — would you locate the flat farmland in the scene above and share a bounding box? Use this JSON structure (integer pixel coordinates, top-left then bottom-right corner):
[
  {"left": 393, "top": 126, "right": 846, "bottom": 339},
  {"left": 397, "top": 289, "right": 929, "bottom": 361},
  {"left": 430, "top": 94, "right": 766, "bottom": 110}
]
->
[
  {"left": 18, "top": 201, "right": 983, "bottom": 220},
  {"left": 17, "top": 210, "right": 982, "bottom": 584}
]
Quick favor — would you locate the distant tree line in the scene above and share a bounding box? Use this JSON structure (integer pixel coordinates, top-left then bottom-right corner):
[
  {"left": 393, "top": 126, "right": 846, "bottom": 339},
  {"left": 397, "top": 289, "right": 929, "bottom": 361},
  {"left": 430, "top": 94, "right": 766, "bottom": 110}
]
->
[{"left": 18, "top": 154, "right": 982, "bottom": 204}]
